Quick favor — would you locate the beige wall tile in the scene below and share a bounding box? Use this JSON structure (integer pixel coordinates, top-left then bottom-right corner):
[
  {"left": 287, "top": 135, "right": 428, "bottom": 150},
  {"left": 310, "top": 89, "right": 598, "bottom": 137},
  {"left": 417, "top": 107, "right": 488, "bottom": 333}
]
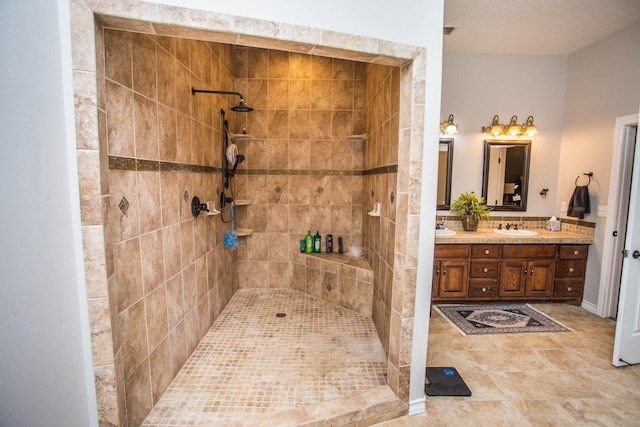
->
[
  {"left": 124, "top": 357, "right": 152, "bottom": 426},
  {"left": 106, "top": 81, "right": 135, "bottom": 157},
  {"left": 104, "top": 30, "right": 131, "bottom": 88},
  {"left": 132, "top": 33, "right": 157, "bottom": 100}
]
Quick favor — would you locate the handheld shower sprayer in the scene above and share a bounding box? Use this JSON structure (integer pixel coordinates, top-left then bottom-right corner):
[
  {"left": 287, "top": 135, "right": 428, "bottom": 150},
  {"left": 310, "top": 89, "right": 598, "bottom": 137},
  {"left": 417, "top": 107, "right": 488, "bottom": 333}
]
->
[{"left": 229, "top": 154, "right": 245, "bottom": 178}]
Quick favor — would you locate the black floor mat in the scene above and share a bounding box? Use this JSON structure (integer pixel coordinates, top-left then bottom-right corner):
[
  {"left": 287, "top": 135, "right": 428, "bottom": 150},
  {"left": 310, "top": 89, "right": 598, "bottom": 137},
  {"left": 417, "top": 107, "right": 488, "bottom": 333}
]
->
[{"left": 425, "top": 367, "right": 472, "bottom": 396}]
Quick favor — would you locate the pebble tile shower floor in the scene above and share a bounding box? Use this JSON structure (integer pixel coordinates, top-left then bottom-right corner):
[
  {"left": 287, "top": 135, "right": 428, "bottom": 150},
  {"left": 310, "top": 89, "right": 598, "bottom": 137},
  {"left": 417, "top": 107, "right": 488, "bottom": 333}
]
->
[{"left": 142, "top": 288, "right": 388, "bottom": 426}]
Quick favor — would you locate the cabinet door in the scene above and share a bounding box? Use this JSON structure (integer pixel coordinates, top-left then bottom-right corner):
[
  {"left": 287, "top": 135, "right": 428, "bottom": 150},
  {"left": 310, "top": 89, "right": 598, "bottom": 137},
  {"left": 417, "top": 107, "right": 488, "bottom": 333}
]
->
[
  {"left": 526, "top": 259, "right": 555, "bottom": 297},
  {"left": 432, "top": 262, "right": 440, "bottom": 298},
  {"left": 438, "top": 260, "right": 468, "bottom": 298},
  {"left": 499, "top": 260, "right": 526, "bottom": 297}
]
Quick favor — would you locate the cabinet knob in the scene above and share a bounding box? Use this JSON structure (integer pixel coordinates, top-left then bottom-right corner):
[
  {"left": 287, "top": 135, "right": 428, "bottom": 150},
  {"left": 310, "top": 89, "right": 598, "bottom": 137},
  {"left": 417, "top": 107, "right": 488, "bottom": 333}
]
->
[
  {"left": 485, "top": 249, "right": 490, "bottom": 255},
  {"left": 569, "top": 267, "right": 574, "bottom": 273},
  {"left": 573, "top": 250, "right": 579, "bottom": 255},
  {"left": 483, "top": 267, "right": 488, "bottom": 273},
  {"left": 482, "top": 287, "right": 487, "bottom": 292},
  {"left": 567, "top": 287, "right": 573, "bottom": 292}
]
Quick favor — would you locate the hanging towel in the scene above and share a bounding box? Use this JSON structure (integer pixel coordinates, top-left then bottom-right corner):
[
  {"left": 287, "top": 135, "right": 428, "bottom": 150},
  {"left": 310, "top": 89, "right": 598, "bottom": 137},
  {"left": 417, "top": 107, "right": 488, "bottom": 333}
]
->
[{"left": 567, "top": 185, "right": 590, "bottom": 219}]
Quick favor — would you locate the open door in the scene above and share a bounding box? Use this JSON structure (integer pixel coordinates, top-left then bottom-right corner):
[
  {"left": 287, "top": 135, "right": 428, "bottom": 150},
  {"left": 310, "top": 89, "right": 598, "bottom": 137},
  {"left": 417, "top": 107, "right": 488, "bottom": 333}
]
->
[{"left": 612, "top": 111, "right": 640, "bottom": 367}]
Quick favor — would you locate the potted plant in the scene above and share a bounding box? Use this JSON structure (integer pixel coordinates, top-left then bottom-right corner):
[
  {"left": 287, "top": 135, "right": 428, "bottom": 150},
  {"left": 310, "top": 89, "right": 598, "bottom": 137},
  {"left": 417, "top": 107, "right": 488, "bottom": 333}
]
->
[{"left": 450, "top": 192, "right": 491, "bottom": 231}]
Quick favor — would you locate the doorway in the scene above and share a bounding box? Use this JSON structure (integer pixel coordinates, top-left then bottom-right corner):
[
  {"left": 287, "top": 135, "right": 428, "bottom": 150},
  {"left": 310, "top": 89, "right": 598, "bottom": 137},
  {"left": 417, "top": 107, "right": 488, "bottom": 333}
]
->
[{"left": 598, "top": 115, "right": 639, "bottom": 319}]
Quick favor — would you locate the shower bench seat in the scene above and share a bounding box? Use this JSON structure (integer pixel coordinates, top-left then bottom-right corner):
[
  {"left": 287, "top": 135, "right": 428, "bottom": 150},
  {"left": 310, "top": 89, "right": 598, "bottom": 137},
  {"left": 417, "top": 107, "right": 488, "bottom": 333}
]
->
[{"left": 292, "top": 252, "right": 374, "bottom": 317}]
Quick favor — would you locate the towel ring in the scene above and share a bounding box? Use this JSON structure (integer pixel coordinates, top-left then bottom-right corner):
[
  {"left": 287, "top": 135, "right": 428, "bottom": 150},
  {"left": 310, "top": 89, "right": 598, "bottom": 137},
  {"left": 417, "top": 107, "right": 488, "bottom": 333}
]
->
[{"left": 575, "top": 172, "right": 593, "bottom": 186}]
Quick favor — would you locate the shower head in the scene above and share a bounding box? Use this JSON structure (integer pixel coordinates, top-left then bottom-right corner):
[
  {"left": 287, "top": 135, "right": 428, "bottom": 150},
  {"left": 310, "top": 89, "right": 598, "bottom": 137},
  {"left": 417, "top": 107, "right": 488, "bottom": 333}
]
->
[
  {"left": 191, "top": 87, "right": 253, "bottom": 112},
  {"left": 231, "top": 99, "right": 253, "bottom": 113}
]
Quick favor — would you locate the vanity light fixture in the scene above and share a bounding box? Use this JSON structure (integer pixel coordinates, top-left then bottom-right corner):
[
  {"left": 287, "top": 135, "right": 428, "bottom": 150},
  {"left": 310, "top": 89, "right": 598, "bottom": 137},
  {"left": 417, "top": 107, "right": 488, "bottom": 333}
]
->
[
  {"left": 482, "top": 115, "right": 539, "bottom": 136},
  {"left": 482, "top": 115, "right": 504, "bottom": 136},
  {"left": 440, "top": 114, "right": 459, "bottom": 135},
  {"left": 523, "top": 116, "right": 539, "bottom": 136}
]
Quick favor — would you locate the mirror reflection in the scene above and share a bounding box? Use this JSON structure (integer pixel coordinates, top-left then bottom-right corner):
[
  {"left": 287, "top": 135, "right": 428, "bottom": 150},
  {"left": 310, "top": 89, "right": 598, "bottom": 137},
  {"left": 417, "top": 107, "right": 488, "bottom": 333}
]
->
[
  {"left": 437, "top": 138, "right": 454, "bottom": 209},
  {"left": 482, "top": 140, "right": 531, "bottom": 211}
]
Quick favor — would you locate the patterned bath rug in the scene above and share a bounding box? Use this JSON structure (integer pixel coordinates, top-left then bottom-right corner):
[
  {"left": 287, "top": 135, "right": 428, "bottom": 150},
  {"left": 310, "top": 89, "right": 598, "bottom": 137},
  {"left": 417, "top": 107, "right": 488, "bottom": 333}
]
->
[{"left": 434, "top": 303, "right": 573, "bottom": 336}]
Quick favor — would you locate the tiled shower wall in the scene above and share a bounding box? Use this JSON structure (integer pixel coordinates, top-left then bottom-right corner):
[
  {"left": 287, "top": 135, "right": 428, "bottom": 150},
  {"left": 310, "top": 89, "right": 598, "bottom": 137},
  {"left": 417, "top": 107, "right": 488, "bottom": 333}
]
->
[
  {"left": 101, "top": 29, "right": 240, "bottom": 426},
  {"left": 362, "top": 64, "right": 400, "bottom": 357},
  {"left": 229, "top": 47, "right": 365, "bottom": 288}
]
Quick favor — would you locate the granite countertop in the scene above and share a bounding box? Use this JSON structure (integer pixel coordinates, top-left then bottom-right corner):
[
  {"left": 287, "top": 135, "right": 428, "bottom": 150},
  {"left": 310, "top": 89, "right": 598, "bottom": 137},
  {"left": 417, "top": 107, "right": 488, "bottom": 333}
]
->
[{"left": 435, "top": 228, "right": 593, "bottom": 245}]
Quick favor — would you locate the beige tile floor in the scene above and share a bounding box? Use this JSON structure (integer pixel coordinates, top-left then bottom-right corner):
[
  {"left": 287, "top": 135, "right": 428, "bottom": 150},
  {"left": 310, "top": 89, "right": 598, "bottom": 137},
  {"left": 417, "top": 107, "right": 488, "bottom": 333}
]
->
[
  {"left": 142, "top": 288, "right": 389, "bottom": 426},
  {"left": 376, "top": 303, "right": 640, "bottom": 427}
]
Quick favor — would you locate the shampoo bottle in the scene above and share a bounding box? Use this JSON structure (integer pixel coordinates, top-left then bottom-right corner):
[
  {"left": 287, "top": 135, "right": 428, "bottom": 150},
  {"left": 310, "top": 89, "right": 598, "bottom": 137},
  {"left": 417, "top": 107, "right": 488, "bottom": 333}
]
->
[
  {"left": 305, "top": 231, "right": 313, "bottom": 253},
  {"left": 313, "top": 231, "right": 321, "bottom": 253}
]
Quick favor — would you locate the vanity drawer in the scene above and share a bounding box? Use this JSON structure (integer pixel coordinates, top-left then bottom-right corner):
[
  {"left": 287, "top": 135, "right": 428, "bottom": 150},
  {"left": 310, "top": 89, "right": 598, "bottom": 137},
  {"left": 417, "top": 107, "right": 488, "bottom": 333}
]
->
[
  {"left": 558, "top": 245, "right": 588, "bottom": 260},
  {"left": 555, "top": 260, "right": 586, "bottom": 278},
  {"left": 469, "top": 261, "right": 499, "bottom": 278},
  {"left": 471, "top": 244, "right": 500, "bottom": 259},
  {"left": 434, "top": 244, "right": 469, "bottom": 258},
  {"left": 502, "top": 244, "right": 556, "bottom": 259},
  {"left": 553, "top": 280, "right": 583, "bottom": 298},
  {"left": 468, "top": 280, "right": 498, "bottom": 298}
]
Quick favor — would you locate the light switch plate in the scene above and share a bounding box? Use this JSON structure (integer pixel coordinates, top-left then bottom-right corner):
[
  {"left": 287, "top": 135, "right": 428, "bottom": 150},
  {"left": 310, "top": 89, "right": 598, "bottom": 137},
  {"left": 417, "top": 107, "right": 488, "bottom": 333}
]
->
[
  {"left": 597, "top": 205, "right": 608, "bottom": 217},
  {"left": 561, "top": 201, "right": 567, "bottom": 211}
]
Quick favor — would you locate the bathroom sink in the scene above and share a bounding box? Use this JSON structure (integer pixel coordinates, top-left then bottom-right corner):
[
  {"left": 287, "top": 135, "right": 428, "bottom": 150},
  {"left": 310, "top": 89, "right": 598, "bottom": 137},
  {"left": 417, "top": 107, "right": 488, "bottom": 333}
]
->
[
  {"left": 492, "top": 229, "right": 539, "bottom": 236},
  {"left": 435, "top": 228, "right": 457, "bottom": 237}
]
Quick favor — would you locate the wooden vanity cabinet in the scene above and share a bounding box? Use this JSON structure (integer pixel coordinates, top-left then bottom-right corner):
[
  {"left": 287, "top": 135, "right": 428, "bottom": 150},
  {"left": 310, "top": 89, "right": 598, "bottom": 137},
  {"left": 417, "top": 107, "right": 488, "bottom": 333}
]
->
[
  {"left": 498, "top": 245, "right": 556, "bottom": 298},
  {"left": 468, "top": 244, "right": 499, "bottom": 299},
  {"left": 432, "top": 243, "right": 588, "bottom": 304},
  {"left": 433, "top": 245, "right": 469, "bottom": 299},
  {"left": 553, "top": 245, "right": 588, "bottom": 303}
]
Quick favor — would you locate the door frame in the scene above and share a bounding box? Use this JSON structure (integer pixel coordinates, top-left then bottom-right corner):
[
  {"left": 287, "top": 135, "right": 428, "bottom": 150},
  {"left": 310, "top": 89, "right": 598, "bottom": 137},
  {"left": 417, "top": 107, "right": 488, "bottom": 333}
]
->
[{"left": 597, "top": 113, "right": 639, "bottom": 318}]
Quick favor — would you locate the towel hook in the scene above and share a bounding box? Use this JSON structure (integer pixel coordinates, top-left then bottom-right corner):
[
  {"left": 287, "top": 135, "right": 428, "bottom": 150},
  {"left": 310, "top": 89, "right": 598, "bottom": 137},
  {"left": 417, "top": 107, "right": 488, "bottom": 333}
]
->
[{"left": 575, "top": 172, "right": 593, "bottom": 186}]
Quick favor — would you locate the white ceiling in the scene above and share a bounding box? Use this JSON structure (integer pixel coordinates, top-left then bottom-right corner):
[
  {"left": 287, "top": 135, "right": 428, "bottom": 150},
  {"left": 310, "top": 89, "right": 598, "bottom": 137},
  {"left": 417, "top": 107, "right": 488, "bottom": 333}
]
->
[{"left": 444, "top": 0, "right": 640, "bottom": 55}]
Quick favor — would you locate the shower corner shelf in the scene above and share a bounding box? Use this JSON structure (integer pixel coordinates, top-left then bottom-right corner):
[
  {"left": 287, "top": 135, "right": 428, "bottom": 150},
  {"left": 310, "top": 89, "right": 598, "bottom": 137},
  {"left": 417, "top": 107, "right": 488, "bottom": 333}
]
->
[
  {"left": 234, "top": 199, "right": 252, "bottom": 206},
  {"left": 231, "top": 133, "right": 251, "bottom": 143},
  {"left": 235, "top": 228, "right": 253, "bottom": 237},
  {"left": 347, "top": 134, "right": 367, "bottom": 141}
]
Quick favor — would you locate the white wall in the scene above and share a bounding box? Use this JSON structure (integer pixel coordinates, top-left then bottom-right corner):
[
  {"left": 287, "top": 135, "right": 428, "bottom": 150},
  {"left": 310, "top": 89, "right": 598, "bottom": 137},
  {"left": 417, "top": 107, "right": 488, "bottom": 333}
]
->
[
  {"left": 146, "top": 0, "right": 436, "bottom": 47},
  {"left": 0, "top": 0, "right": 98, "bottom": 425},
  {"left": 559, "top": 21, "right": 640, "bottom": 306},
  {"left": 440, "top": 53, "right": 568, "bottom": 217}
]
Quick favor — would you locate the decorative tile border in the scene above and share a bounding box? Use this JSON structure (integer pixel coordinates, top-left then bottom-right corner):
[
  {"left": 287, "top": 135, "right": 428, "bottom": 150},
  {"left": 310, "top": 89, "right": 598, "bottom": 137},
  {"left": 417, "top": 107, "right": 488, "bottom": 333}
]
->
[{"left": 108, "top": 155, "right": 397, "bottom": 177}]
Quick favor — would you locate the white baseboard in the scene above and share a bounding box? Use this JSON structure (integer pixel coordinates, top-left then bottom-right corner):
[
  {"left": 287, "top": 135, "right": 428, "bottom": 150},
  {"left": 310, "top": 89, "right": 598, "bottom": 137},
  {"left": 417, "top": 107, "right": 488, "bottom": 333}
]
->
[
  {"left": 581, "top": 300, "right": 598, "bottom": 315},
  {"left": 408, "top": 397, "right": 425, "bottom": 415}
]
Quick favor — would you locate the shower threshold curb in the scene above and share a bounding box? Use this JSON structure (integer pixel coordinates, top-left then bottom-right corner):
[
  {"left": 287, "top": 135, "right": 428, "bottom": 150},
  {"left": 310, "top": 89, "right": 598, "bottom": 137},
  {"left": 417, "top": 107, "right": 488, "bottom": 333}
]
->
[{"left": 232, "top": 385, "right": 407, "bottom": 426}]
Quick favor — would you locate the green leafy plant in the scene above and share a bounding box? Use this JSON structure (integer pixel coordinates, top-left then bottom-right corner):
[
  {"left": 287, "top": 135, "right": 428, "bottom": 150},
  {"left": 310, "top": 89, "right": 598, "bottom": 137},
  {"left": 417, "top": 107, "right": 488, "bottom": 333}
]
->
[{"left": 450, "top": 192, "right": 491, "bottom": 221}]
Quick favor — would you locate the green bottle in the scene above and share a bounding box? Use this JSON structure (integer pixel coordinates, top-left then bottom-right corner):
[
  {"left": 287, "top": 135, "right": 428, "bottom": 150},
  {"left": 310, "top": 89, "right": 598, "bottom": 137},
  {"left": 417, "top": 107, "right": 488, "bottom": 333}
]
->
[
  {"left": 305, "top": 231, "right": 313, "bottom": 253},
  {"left": 313, "top": 231, "right": 321, "bottom": 253}
]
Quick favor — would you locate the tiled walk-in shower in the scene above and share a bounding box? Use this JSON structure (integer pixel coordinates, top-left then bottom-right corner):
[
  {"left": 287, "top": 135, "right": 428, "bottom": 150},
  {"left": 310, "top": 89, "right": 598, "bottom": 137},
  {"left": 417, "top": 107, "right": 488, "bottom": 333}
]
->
[{"left": 143, "top": 288, "right": 403, "bottom": 425}]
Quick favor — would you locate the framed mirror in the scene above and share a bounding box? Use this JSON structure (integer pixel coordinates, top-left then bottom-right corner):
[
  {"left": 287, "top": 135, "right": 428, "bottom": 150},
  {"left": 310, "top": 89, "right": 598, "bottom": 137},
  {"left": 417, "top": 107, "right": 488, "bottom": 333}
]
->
[
  {"left": 481, "top": 139, "right": 531, "bottom": 211},
  {"left": 437, "top": 138, "right": 454, "bottom": 209}
]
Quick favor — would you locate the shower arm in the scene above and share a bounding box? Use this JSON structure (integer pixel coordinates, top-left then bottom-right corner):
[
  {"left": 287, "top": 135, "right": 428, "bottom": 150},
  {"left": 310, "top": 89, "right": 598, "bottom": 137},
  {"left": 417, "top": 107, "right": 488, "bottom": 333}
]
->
[{"left": 191, "top": 87, "right": 246, "bottom": 102}]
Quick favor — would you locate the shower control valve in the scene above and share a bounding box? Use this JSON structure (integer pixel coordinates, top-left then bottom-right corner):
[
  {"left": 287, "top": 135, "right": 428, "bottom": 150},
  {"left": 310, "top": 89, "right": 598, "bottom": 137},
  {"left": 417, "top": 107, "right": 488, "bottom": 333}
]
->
[{"left": 191, "top": 196, "right": 209, "bottom": 218}]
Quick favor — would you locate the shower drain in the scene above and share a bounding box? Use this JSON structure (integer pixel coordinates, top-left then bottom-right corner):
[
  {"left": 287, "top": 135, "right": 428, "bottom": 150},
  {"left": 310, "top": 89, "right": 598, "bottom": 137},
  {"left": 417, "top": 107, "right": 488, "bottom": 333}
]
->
[{"left": 276, "top": 312, "right": 286, "bottom": 318}]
